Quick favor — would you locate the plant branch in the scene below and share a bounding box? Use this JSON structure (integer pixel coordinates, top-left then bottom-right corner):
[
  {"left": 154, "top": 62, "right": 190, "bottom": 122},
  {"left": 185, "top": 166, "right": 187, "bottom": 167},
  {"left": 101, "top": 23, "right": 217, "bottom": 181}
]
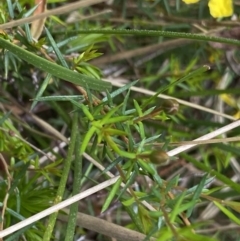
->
[{"left": 59, "top": 209, "right": 156, "bottom": 241}]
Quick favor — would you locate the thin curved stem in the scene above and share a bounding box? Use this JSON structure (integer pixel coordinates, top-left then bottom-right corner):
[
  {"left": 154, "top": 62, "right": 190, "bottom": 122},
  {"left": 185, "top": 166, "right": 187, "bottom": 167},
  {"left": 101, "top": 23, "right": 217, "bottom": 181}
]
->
[{"left": 62, "top": 29, "right": 240, "bottom": 47}]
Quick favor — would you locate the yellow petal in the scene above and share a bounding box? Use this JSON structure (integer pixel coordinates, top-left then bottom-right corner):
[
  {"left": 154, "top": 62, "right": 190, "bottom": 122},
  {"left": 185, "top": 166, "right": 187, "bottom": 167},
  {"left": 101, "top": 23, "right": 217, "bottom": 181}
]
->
[
  {"left": 220, "top": 94, "right": 237, "bottom": 107},
  {"left": 208, "top": 0, "right": 233, "bottom": 18},
  {"left": 182, "top": 0, "right": 199, "bottom": 3},
  {"left": 233, "top": 111, "right": 240, "bottom": 119}
]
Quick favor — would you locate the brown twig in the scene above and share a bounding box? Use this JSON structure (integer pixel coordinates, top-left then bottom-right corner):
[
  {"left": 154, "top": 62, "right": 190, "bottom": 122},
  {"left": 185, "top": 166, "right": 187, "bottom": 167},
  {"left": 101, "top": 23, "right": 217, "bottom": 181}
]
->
[{"left": 59, "top": 209, "right": 156, "bottom": 241}]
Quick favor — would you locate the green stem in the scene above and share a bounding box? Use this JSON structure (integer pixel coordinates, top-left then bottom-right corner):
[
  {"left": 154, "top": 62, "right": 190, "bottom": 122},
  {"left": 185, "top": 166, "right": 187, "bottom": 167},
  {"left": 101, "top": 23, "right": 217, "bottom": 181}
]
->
[
  {"left": 43, "top": 112, "right": 79, "bottom": 241},
  {"left": 181, "top": 153, "right": 240, "bottom": 193},
  {"left": 105, "top": 135, "right": 136, "bottom": 159},
  {"left": 63, "top": 29, "right": 240, "bottom": 47},
  {"left": 64, "top": 127, "right": 82, "bottom": 241}
]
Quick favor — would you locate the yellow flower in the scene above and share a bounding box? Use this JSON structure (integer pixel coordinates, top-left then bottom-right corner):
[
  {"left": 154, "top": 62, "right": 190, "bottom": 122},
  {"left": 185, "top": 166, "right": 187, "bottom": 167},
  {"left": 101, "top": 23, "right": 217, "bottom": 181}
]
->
[
  {"left": 182, "top": 0, "right": 233, "bottom": 18},
  {"left": 183, "top": 0, "right": 199, "bottom": 3}
]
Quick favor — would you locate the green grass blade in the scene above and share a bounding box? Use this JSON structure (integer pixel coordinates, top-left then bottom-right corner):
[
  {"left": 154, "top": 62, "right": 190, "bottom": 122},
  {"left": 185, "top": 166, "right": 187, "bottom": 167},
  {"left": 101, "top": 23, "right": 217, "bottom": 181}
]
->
[
  {"left": 32, "top": 95, "right": 84, "bottom": 102},
  {"left": 101, "top": 177, "right": 122, "bottom": 213},
  {"left": 102, "top": 157, "right": 123, "bottom": 175},
  {"left": 6, "top": 0, "right": 14, "bottom": 19},
  {"left": 186, "top": 173, "right": 207, "bottom": 218},
  {"left": 68, "top": 29, "right": 240, "bottom": 47},
  {"left": 102, "top": 79, "right": 138, "bottom": 102},
  {"left": 169, "top": 190, "right": 186, "bottom": 222},
  {"left": 64, "top": 126, "right": 82, "bottom": 241},
  {"left": 31, "top": 73, "right": 52, "bottom": 110},
  {"left": 0, "top": 36, "right": 111, "bottom": 91},
  {"left": 214, "top": 201, "right": 240, "bottom": 225},
  {"left": 142, "top": 65, "right": 210, "bottom": 108},
  {"left": 45, "top": 27, "right": 69, "bottom": 68},
  {"left": 182, "top": 153, "right": 240, "bottom": 193},
  {"left": 117, "top": 171, "right": 137, "bottom": 200},
  {"left": 0, "top": 112, "right": 11, "bottom": 126}
]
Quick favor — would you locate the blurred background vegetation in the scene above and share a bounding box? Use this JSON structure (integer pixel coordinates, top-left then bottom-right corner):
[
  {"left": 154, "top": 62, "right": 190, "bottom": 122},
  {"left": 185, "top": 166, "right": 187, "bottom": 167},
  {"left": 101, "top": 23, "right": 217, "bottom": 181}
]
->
[{"left": 0, "top": 0, "right": 240, "bottom": 240}]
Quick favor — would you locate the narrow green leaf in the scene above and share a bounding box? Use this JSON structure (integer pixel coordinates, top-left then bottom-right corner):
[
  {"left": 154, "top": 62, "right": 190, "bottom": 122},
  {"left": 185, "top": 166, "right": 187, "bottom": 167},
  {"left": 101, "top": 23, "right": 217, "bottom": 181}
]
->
[
  {"left": 24, "top": 23, "right": 33, "bottom": 43},
  {"left": 174, "top": 88, "right": 240, "bottom": 98},
  {"left": 6, "top": 0, "right": 14, "bottom": 19},
  {"left": 85, "top": 84, "right": 94, "bottom": 112},
  {"left": 102, "top": 177, "right": 122, "bottom": 213},
  {"left": 186, "top": 173, "right": 208, "bottom": 217},
  {"left": 122, "top": 197, "right": 135, "bottom": 206},
  {"left": 104, "top": 128, "right": 127, "bottom": 136},
  {"left": 65, "top": 124, "right": 82, "bottom": 241},
  {"left": 5, "top": 224, "right": 34, "bottom": 241},
  {"left": 169, "top": 190, "right": 186, "bottom": 222},
  {"left": 0, "top": 112, "right": 11, "bottom": 126},
  {"left": 68, "top": 100, "right": 94, "bottom": 121},
  {"left": 149, "top": 211, "right": 163, "bottom": 218},
  {"left": 89, "top": 134, "right": 98, "bottom": 154},
  {"left": 135, "top": 134, "right": 161, "bottom": 147},
  {"left": 47, "top": 36, "right": 78, "bottom": 53},
  {"left": 224, "top": 201, "right": 240, "bottom": 213},
  {"left": 4, "top": 47, "right": 9, "bottom": 78},
  {"left": 182, "top": 153, "right": 240, "bottom": 193},
  {"left": 102, "top": 79, "right": 138, "bottom": 102},
  {"left": 15, "top": 2, "right": 33, "bottom": 43},
  {"left": 0, "top": 205, "right": 25, "bottom": 221},
  {"left": 135, "top": 122, "right": 145, "bottom": 140},
  {"left": 138, "top": 159, "right": 155, "bottom": 175},
  {"left": 152, "top": 171, "right": 163, "bottom": 186},
  {"left": 124, "top": 205, "right": 144, "bottom": 232},
  {"left": 99, "top": 104, "right": 123, "bottom": 125},
  {"left": 179, "top": 226, "right": 219, "bottom": 241},
  {"left": 80, "top": 163, "right": 93, "bottom": 186},
  {"left": 215, "top": 143, "right": 240, "bottom": 156},
  {"left": 103, "top": 116, "right": 132, "bottom": 125},
  {"left": 138, "top": 205, "right": 152, "bottom": 234},
  {"left": 133, "top": 99, "right": 143, "bottom": 116},
  {"left": 102, "top": 157, "right": 123, "bottom": 175},
  {"left": 122, "top": 88, "right": 131, "bottom": 115},
  {"left": 80, "top": 126, "right": 96, "bottom": 155},
  {"left": 9, "top": 162, "right": 30, "bottom": 194},
  {"left": 125, "top": 123, "right": 135, "bottom": 151},
  {"left": 117, "top": 171, "right": 137, "bottom": 200},
  {"left": 23, "top": 2, "right": 40, "bottom": 17},
  {"left": 186, "top": 176, "right": 215, "bottom": 195},
  {"left": 31, "top": 73, "right": 52, "bottom": 110},
  {"left": 32, "top": 95, "right": 84, "bottom": 102},
  {"left": 45, "top": 27, "right": 68, "bottom": 68},
  {"left": 214, "top": 201, "right": 240, "bottom": 225},
  {"left": 105, "top": 89, "right": 114, "bottom": 106},
  {"left": 105, "top": 135, "right": 136, "bottom": 159},
  {"left": 165, "top": 175, "right": 179, "bottom": 192},
  {"left": 0, "top": 36, "right": 111, "bottom": 91},
  {"left": 142, "top": 65, "right": 210, "bottom": 108}
]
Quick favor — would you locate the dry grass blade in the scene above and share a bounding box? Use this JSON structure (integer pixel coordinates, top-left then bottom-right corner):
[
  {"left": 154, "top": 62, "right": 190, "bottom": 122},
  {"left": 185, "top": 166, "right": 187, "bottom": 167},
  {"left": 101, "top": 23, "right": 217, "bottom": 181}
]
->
[
  {"left": 1, "top": 1, "right": 240, "bottom": 240},
  {"left": 92, "top": 39, "right": 192, "bottom": 65},
  {"left": 167, "top": 119, "right": 240, "bottom": 157},
  {"left": 106, "top": 78, "right": 236, "bottom": 121},
  {"left": 31, "top": 0, "right": 47, "bottom": 40},
  {"left": 0, "top": 176, "right": 119, "bottom": 238},
  {"left": 0, "top": 0, "right": 108, "bottom": 30}
]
